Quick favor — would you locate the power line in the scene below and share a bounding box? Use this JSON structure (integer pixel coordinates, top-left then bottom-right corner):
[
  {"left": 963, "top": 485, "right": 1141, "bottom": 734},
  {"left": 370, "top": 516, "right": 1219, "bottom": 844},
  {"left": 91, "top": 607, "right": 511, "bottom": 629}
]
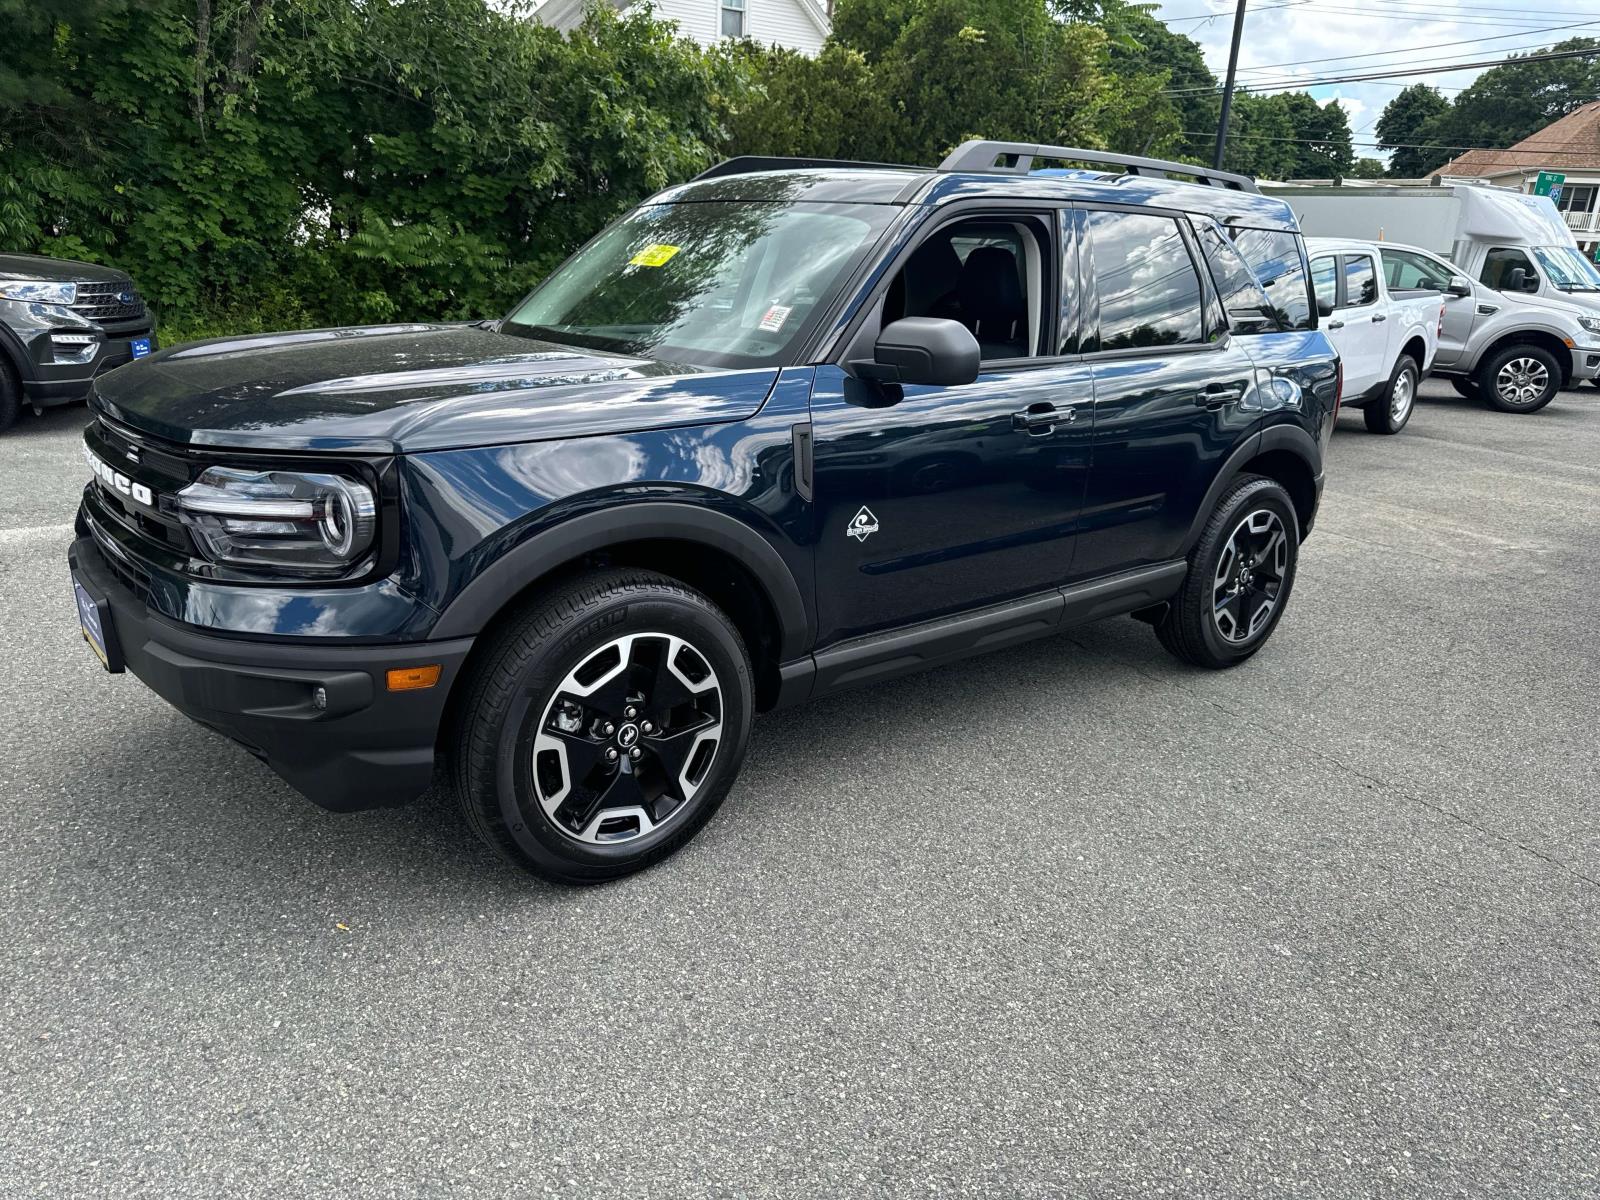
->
[
  {"left": 1180, "top": 128, "right": 1600, "bottom": 153},
  {"left": 1224, "top": 18, "right": 1600, "bottom": 75},
  {"left": 1161, "top": 43, "right": 1600, "bottom": 96}
]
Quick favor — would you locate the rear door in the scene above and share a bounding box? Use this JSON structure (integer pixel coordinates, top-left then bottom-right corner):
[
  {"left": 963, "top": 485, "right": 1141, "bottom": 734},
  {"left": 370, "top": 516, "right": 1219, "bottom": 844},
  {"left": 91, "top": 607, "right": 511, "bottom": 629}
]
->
[
  {"left": 1074, "top": 207, "right": 1260, "bottom": 580},
  {"left": 1324, "top": 251, "right": 1387, "bottom": 395},
  {"left": 1383, "top": 247, "right": 1472, "bottom": 370}
]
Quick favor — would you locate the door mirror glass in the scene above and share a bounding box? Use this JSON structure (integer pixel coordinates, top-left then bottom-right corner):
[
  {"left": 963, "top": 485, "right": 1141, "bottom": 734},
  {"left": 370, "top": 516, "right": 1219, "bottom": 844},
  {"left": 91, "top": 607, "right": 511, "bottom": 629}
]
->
[
  {"left": 1448, "top": 277, "right": 1472, "bottom": 297},
  {"left": 871, "top": 317, "right": 980, "bottom": 386}
]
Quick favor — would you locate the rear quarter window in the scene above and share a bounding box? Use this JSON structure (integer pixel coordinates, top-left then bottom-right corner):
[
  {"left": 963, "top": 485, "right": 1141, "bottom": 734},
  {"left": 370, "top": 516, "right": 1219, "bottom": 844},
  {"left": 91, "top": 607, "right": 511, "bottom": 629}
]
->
[{"left": 1228, "top": 228, "right": 1314, "bottom": 332}]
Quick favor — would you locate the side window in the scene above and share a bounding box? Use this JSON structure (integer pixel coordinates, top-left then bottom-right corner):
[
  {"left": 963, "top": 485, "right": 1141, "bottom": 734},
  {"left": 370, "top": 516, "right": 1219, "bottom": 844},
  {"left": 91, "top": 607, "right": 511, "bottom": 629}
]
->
[
  {"left": 882, "top": 215, "right": 1048, "bottom": 362},
  {"left": 1383, "top": 249, "right": 1453, "bottom": 290},
  {"left": 1084, "top": 210, "right": 1205, "bottom": 352},
  {"left": 1310, "top": 256, "right": 1338, "bottom": 313},
  {"left": 1482, "top": 246, "right": 1537, "bottom": 291},
  {"left": 1229, "top": 228, "right": 1313, "bottom": 331},
  {"left": 1195, "top": 219, "right": 1280, "bottom": 334},
  {"left": 1342, "top": 254, "right": 1377, "bottom": 307}
]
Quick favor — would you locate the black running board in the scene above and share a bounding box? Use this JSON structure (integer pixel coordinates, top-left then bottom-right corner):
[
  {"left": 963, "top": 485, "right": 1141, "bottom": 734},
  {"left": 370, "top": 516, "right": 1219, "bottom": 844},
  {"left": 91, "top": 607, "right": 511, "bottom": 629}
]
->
[{"left": 775, "top": 560, "right": 1187, "bottom": 706}]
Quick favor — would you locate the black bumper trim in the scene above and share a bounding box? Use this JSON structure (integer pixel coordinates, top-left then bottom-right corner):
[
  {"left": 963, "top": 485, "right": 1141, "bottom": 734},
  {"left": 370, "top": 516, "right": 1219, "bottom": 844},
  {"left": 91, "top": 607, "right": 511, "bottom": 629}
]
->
[{"left": 69, "top": 536, "right": 474, "bottom": 812}]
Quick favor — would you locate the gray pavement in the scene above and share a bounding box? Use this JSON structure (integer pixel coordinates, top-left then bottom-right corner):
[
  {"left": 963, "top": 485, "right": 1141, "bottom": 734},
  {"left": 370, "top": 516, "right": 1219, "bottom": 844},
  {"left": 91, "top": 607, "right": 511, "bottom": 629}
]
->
[{"left": 2, "top": 381, "right": 1598, "bottom": 1198}]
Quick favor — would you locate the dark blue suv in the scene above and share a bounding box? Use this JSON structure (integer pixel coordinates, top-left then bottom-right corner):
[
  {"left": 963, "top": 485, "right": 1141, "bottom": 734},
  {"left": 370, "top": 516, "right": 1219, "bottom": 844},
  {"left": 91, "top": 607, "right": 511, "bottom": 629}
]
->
[{"left": 69, "top": 141, "right": 1340, "bottom": 883}]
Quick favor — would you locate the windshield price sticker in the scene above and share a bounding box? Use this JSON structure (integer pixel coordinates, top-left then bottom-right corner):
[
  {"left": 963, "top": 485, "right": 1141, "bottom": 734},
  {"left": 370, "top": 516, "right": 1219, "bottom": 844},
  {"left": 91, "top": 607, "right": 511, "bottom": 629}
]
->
[
  {"left": 629, "top": 243, "right": 681, "bottom": 268},
  {"left": 758, "top": 304, "right": 792, "bottom": 332}
]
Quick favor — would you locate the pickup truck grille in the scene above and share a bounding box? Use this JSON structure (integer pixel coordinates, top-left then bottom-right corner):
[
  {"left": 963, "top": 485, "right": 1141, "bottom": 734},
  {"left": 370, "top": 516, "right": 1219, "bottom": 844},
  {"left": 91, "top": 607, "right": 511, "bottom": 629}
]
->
[{"left": 72, "top": 280, "right": 148, "bottom": 325}]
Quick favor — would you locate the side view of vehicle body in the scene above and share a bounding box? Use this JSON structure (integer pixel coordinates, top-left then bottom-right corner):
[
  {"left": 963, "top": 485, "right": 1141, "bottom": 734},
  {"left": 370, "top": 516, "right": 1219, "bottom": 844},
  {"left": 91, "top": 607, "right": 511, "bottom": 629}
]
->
[
  {"left": 1270, "top": 181, "right": 1600, "bottom": 407},
  {"left": 1375, "top": 241, "right": 1600, "bottom": 413},
  {"left": 1304, "top": 236, "right": 1440, "bottom": 434},
  {"left": 0, "top": 252, "right": 156, "bottom": 433},
  {"left": 69, "top": 141, "right": 1339, "bottom": 883}
]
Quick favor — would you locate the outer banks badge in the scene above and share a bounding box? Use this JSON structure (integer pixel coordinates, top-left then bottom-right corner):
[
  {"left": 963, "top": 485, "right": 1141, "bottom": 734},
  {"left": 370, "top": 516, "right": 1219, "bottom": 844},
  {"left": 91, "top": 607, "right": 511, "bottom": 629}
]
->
[{"left": 847, "top": 506, "right": 879, "bottom": 542}]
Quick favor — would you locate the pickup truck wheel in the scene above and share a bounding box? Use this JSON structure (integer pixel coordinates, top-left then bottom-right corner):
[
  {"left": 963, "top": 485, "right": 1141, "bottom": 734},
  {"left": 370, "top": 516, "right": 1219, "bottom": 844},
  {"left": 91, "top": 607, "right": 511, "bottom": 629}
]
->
[
  {"left": 1156, "top": 474, "right": 1299, "bottom": 670},
  {"left": 450, "top": 568, "right": 753, "bottom": 884},
  {"left": 1477, "top": 345, "right": 1560, "bottom": 413},
  {"left": 0, "top": 362, "right": 19, "bottom": 433},
  {"left": 1364, "top": 357, "right": 1417, "bottom": 434}
]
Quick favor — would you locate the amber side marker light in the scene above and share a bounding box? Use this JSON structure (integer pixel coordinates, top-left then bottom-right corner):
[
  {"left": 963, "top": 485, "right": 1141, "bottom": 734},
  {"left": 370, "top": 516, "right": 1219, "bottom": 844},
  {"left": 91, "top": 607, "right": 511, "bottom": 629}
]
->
[{"left": 387, "top": 665, "right": 442, "bottom": 692}]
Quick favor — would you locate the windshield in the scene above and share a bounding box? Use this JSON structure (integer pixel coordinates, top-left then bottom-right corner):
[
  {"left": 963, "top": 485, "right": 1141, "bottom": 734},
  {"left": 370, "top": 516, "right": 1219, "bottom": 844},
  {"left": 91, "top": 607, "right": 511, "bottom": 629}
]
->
[
  {"left": 1532, "top": 244, "right": 1600, "bottom": 293},
  {"left": 504, "top": 200, "right": 896, "bottom": 367}
]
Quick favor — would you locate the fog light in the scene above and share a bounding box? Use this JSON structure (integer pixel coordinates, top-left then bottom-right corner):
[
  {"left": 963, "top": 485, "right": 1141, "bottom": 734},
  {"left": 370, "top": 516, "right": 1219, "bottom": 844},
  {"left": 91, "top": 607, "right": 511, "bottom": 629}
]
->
[{"left": 386, "top": 665, "right": 441, "bottom": 692}]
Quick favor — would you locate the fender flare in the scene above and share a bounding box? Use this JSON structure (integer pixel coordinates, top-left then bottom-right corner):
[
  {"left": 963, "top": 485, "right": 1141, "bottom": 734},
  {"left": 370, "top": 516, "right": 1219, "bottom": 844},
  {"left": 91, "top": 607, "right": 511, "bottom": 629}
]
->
[
  {"left": 427, "top": 501, "right": 812, "bottom": 659},
  {"left": 1181, "top": 422, "right": 1321, "bottom": 553},
  {"left": 0, "top": 324, "right": 32, "bottom": 386}
]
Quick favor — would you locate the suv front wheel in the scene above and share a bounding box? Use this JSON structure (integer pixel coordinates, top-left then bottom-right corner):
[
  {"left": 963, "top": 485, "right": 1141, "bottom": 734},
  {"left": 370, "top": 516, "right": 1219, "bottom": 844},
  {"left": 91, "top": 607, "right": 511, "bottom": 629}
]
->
[
  {"left": 1155, "top": 475, "right": 1300, "bottom": 669},
  {"left": 451, "top": 569, "right": 754, "bottom": 884}
]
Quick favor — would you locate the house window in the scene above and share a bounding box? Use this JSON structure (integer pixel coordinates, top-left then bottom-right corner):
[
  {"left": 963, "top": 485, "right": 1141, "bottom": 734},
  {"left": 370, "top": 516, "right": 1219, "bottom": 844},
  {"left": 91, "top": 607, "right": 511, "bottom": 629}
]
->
[
  {"left": 1556, "top": 183, "right": 1596, "bottom": 214},
  {"left": 720, "top": 0, "right": 746, "bottom": 37}
]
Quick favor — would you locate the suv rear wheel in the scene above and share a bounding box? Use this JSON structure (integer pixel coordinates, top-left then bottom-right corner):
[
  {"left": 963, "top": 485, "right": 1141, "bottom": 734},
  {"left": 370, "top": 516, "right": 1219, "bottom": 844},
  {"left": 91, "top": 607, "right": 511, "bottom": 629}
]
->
[
  {"left": 1156, "top": 475, "right": 1299, "bottom": 669},
  {"left": 451, "top": 569, "right": 753, "bottom": 884},
  {"left": 1476, "top": 344, "right": 1561, "bottom": 413},
  {"left": 1363, "top": 356, "right": 1417, "bottom": 434}
]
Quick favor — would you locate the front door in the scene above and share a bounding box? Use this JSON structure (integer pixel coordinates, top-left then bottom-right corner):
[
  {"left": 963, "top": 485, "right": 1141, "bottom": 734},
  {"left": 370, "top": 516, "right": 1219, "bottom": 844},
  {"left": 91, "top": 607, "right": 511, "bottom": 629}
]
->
[
  {"left": 1314, "top": 250, "right": 1387, "bottom": 395},
  {"left": 1073, "top": 207, "right": 1262, "bottom": 579},
  {"left": 808, "top": 210, "right": 1093, "bottom": 646},
  {"left": 1383, "top": 246, "right": 1472, "bottom": 370}
]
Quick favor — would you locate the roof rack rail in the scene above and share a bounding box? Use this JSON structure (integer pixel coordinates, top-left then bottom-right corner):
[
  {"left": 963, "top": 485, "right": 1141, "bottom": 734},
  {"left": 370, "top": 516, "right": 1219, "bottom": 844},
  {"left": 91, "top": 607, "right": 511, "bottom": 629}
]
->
[
  {"left": 692, "top": 155, "right": 923, "bottom": 182},
  {"left": 938, "top": 140, "right": 1259, "bottom": 194}
]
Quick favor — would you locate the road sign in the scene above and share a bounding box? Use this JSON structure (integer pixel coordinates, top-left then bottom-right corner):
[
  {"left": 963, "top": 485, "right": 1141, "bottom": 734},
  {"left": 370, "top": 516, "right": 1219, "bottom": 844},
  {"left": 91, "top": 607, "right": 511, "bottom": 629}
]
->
[{"left": 1533, "top": 170, "right": 1566, "bottom": 202}]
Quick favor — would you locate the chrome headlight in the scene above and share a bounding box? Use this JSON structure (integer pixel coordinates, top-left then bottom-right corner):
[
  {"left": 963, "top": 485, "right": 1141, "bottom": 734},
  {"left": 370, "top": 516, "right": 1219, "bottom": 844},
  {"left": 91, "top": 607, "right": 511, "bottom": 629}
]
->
[
  {"left": 177, "top": 467, "right": 377, "bottom": 576},
  {"left": 1576, "top": 315, "right": 1600, "bottom": 337},
  {"left": 0, "top": 277, "right": 77, "bottom": 305}
]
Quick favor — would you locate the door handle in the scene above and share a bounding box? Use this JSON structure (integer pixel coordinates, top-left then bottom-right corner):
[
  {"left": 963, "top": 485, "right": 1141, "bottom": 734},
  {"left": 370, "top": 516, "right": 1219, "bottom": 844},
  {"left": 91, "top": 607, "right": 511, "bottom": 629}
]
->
[
  {"left": 1197, "top": 381, "right": 1247, "bottom": 408},
  {"left": 1371, "top": 313, "right": 1388, "bottom": 323},
  {"left": 1012, "top": 402, "right": 1074, "bottom": 434},
  {"left": 1326, "top": 319, "right": 1345, "bottom": 330}
]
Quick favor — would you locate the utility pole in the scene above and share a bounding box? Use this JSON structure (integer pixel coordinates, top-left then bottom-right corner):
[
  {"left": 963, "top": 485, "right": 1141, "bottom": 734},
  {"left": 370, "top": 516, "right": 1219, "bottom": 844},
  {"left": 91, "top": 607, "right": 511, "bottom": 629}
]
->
[{"left": 1213, "top": 0, "right": 1248, "bottom": 170}]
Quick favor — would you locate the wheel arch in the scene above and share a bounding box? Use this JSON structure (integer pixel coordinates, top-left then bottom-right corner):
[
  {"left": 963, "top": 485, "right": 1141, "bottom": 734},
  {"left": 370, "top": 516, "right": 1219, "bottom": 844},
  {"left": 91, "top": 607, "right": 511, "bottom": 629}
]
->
[
  {"left": 1184, "top": 425, "right": 1320, "bottom": 552},
  {"left": 1399, "top": 335, "right": 1428, "bottom": 372},
  {"left": 1476, "top": 328, "right": 1574, "bottom": 388},
  {"left": 428, "top": 502, "right": 811, "bottom": 714}
]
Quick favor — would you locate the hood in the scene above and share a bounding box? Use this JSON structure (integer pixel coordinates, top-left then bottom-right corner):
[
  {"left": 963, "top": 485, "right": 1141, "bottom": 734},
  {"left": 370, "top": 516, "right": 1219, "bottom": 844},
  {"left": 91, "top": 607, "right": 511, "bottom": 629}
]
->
[
  {"left": 0, "top": 252, "right": 131, "bottom": 284},
  {"left": 91, "top": 323, "right": 780, "bottom": 454},
  {"left": 1487, "top": 285, "right": 1600, "bottom": 322}
]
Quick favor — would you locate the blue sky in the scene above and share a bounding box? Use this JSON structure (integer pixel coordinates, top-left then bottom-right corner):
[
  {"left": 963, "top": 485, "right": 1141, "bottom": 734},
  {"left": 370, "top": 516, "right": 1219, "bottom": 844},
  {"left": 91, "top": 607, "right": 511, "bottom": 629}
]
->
[{"left": 1151, "top": 0, "right": 1599, "bottom": 160}]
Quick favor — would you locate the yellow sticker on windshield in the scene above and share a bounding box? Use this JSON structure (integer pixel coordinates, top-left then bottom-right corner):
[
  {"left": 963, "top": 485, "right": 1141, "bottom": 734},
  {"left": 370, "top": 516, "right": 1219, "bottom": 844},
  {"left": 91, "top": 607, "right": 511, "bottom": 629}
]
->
[{"left": 630, "top": 243, "right": 681, "bottom": 268}]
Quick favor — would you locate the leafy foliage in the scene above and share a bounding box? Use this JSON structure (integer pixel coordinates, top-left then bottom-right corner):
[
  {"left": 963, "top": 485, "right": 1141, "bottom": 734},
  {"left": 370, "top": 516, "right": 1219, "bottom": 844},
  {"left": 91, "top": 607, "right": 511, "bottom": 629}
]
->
[{"left": 0, "top": 0, "right": 1359, "bottom": 341}]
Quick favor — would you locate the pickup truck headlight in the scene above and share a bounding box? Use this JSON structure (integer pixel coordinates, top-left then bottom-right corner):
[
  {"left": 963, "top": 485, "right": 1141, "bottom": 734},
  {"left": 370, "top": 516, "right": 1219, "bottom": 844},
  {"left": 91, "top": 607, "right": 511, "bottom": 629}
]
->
[
  {"left": 177, "top": 466, "right": 377, "bottom": 575},
  {"left": 1577, "top": 315, "right": 1600, "bottom": 337},
  {"left": 0, "top": 277, "right": 77, "bottom": 305}
]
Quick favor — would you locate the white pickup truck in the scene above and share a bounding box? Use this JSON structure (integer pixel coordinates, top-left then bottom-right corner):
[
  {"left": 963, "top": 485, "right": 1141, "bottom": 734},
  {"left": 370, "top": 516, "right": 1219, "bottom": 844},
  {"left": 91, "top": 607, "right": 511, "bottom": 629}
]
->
[{"left": 1306, "top": 237, "right": 1443, "bottom": 434}]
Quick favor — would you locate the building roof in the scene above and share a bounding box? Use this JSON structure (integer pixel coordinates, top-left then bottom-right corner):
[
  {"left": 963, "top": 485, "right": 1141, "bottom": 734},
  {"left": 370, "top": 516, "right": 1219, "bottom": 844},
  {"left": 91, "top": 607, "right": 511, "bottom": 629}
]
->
[{"left": 1433, "top": 100, "right": 1600, "bottom": 177}]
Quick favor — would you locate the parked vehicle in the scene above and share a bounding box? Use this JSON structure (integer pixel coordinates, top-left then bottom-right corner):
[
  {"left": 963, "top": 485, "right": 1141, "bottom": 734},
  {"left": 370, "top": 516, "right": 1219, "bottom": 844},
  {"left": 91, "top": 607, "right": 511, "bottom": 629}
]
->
[
  {"left": 1267, "top": 180, "right": 1600, "bottom": 341},
  {"left": 0, "top": 253, "right": 156, "bottom": 433},
  {"left": 1305, "top": 236, "right": 1441, "bottom": 433},
  {"left": 69, "top": 142, "right": 1339, "bottom": 883},
  {"left": 1376, "top": 241, "right": 1600, "bottom": 412}
]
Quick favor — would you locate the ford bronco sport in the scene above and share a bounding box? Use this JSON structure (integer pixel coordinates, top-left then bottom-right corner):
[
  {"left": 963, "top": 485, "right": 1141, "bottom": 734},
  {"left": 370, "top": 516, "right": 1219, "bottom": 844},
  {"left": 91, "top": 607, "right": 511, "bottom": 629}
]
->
[{"left": 69, "top": 141, "right": 1340, "bottom": 883}]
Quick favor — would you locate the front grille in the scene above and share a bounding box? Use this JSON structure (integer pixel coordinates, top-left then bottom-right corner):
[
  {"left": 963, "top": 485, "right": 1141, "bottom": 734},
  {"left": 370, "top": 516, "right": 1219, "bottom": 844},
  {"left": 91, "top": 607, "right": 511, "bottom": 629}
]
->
[
  {"left": 86, "top": 511, "right": 155, "bottom": 606},
  {"left": 72, "top": 280, "right": 147, "bottom": 324},
  {"left": 84, "top": 416, "right": 200, "bottom": 560}
]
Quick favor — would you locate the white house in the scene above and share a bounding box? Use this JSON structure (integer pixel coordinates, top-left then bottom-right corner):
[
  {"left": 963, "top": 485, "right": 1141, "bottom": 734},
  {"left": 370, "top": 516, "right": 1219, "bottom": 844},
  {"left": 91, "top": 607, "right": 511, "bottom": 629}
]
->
[
  {"left": 1434, "top": 100, "right": 1600, "bottom": 259},
  {"left": 535, "top": 0, "right": 831, "bottom": 55}
]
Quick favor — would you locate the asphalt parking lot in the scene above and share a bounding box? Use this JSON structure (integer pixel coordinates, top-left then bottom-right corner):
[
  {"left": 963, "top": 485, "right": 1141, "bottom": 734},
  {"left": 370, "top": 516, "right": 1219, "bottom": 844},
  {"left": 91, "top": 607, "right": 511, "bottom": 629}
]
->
[{"left": 2, "top": 380, "right": 1598, "bottom": 1198}]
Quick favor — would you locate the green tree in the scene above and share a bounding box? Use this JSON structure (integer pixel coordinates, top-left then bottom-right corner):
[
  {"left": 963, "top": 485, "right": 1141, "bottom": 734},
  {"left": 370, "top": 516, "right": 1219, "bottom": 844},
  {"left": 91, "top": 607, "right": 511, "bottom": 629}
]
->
[
  {"left": 1279, "top": 93, "right": 1355, "bottom": 177},
  {"left": 1419, "top": 38, "right": 1600, "bottom": 173},
  {"left": 1375, "top": 84, "right": 1452, "bottom": 177},
  {"left": 725, "top": 43, "right": 897, "bottom": 161},
  {"left": 1104, "top": 10, "right": 1216, "bottom": 162},
  {"left": 1349, "top": 157, "right": 1387, "bottom": 179}
]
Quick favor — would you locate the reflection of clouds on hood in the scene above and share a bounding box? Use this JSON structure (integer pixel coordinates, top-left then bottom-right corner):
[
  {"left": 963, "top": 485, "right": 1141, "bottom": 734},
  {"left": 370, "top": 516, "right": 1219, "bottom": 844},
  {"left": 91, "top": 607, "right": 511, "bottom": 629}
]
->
[{"left": 498, "top": 439, "right": 648, "bottom": 496}]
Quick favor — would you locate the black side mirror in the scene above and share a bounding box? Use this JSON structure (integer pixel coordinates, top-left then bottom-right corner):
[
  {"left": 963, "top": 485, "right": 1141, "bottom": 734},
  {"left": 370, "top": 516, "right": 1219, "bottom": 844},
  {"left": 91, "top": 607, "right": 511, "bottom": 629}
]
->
[
  {"left": 1317, "top": 299, "right": 1335, "bottom": 318},
  {"left": 1505, "top": 267, "right": 1538, "bottom": 293},
  {"left": 1447, "top": 277, "right": 1471, "bottom": 298},
  {"left": 864, "top": 317, "right": 980, "bottom": 387}
]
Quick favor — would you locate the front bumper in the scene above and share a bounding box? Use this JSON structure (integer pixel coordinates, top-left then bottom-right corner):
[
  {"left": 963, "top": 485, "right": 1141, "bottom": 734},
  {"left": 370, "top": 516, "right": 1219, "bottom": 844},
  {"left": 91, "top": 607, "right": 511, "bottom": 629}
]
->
[
  {"left": 68, "top": 536, "right": 474, "bottom": 812},
  {"left": 23, "top": 332, "right": 158, "bottom": 407},
  {"left": 1570, "top": 347, "right": 1600, "bottom": 383}
]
